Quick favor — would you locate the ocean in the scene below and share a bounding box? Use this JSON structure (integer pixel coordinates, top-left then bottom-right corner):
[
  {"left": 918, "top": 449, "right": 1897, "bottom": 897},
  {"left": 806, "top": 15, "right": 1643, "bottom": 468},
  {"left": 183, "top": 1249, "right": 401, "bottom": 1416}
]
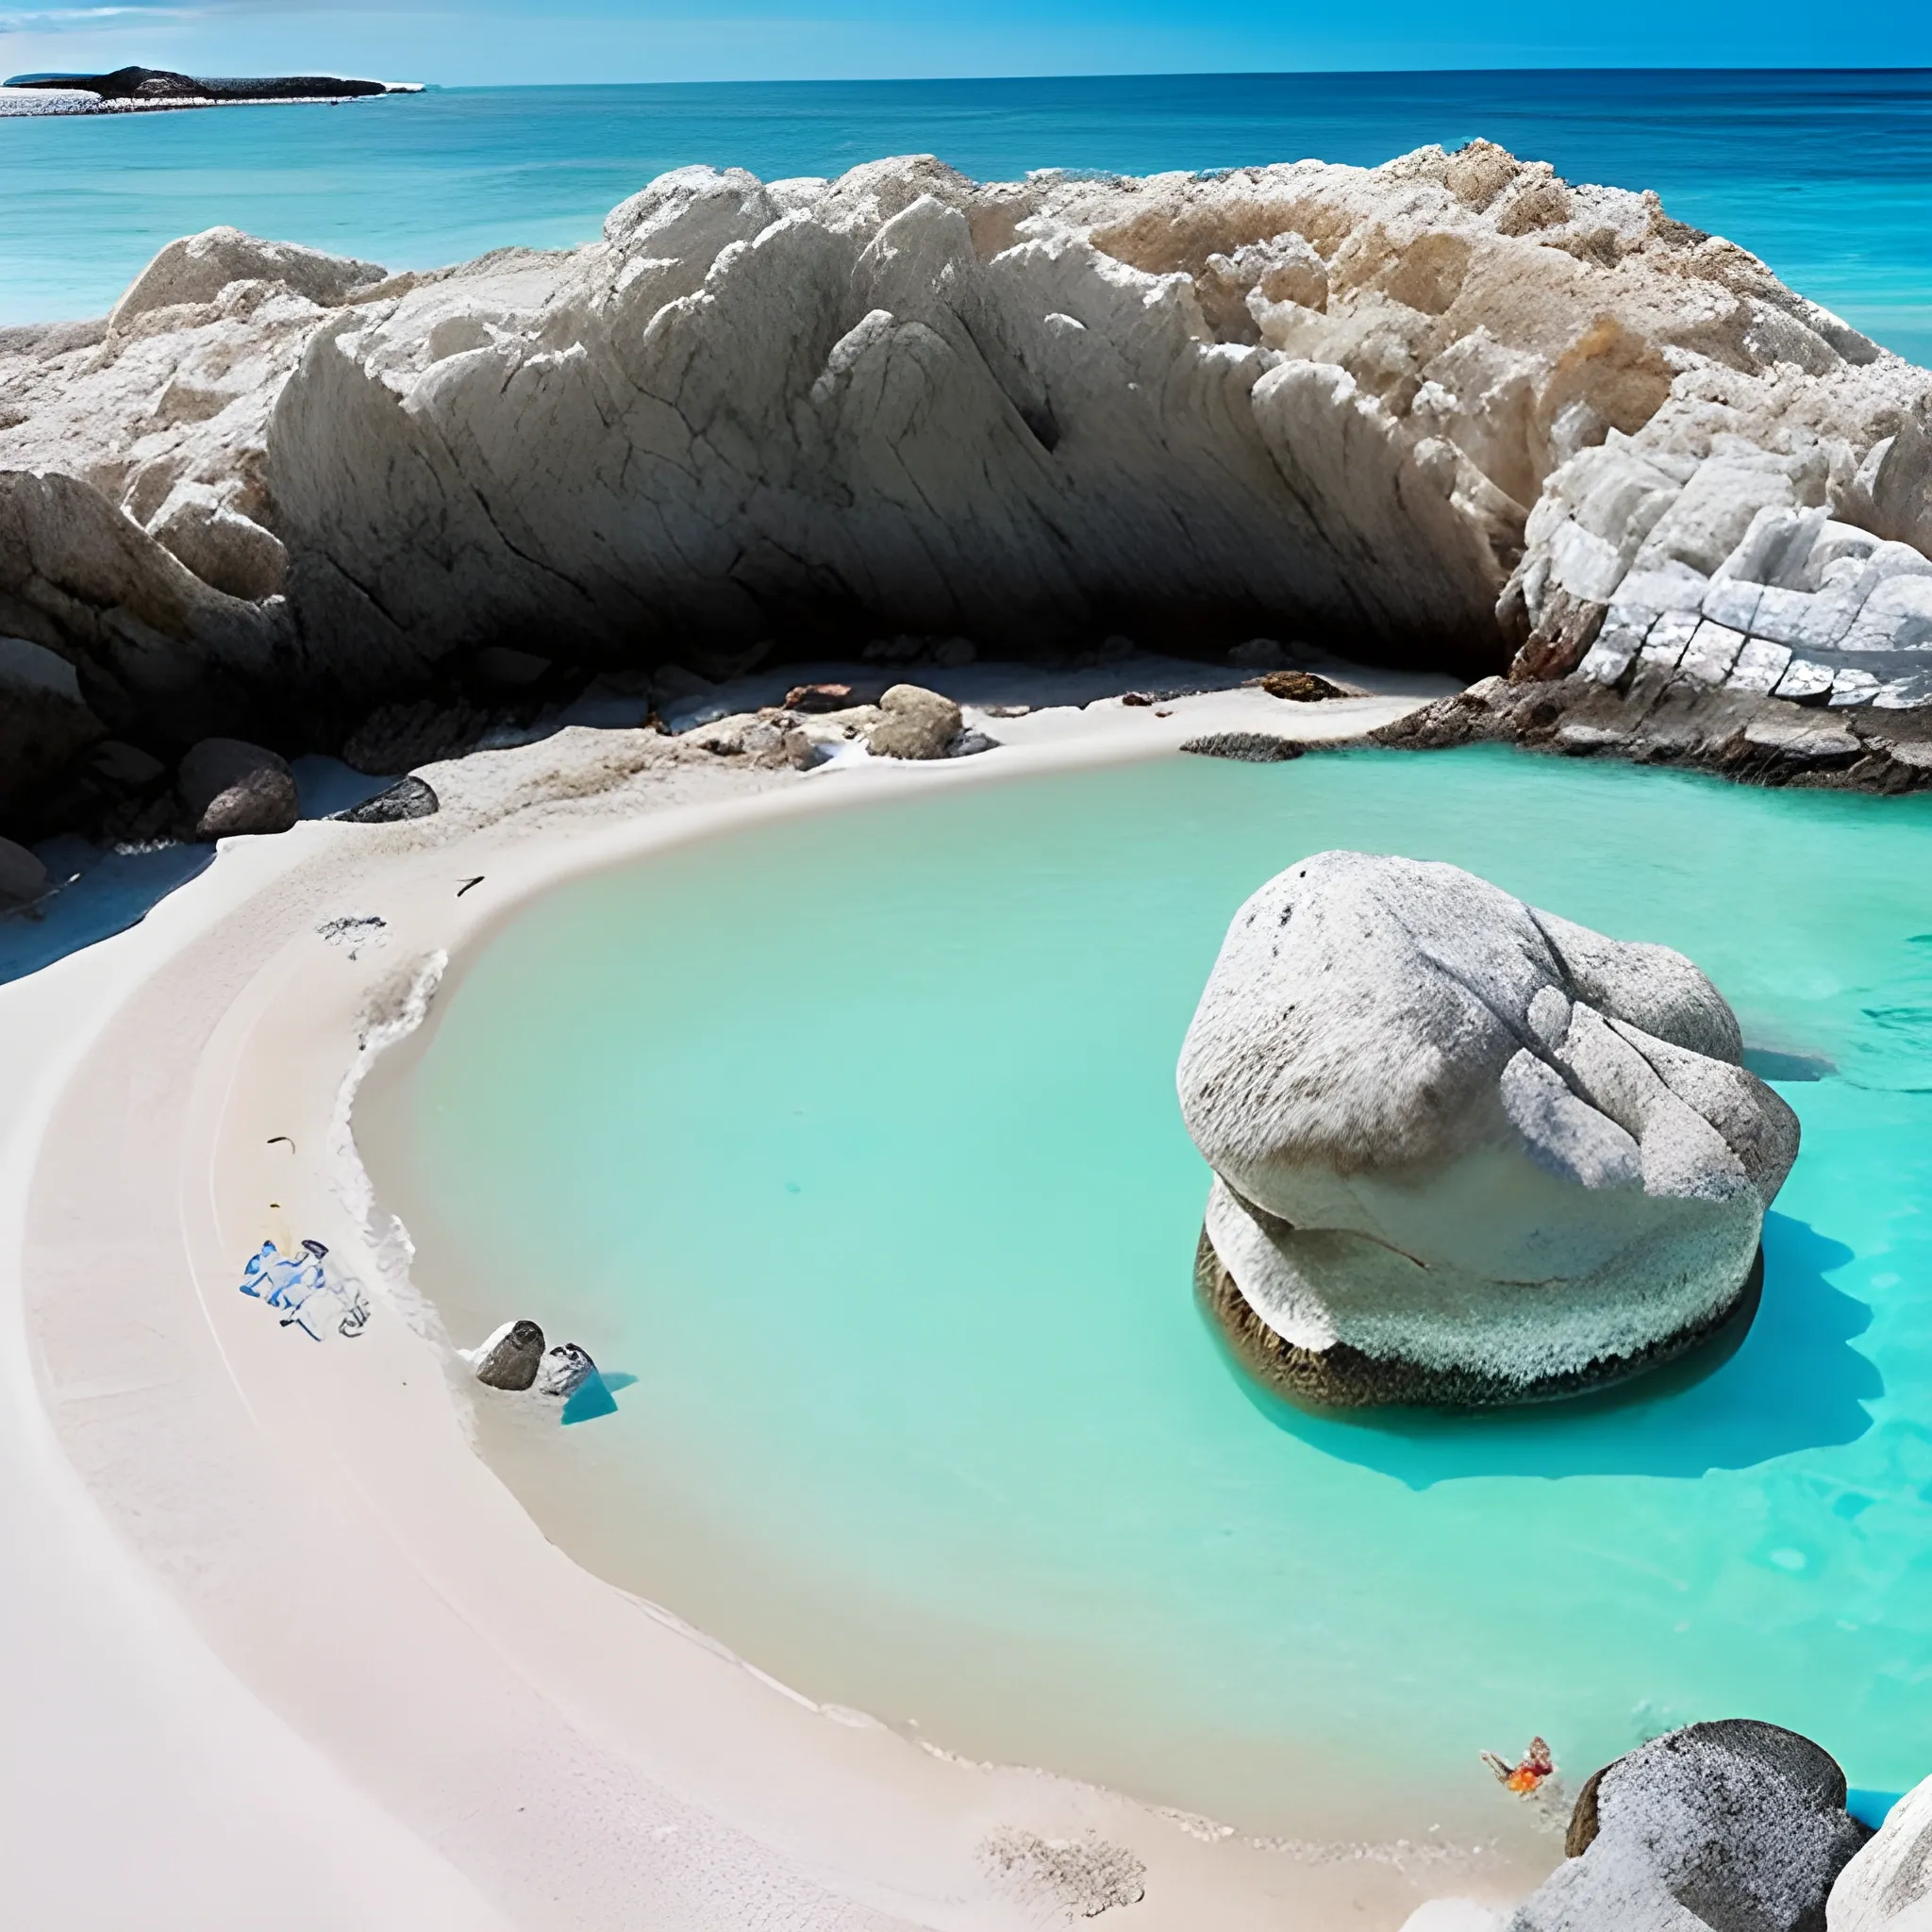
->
[{"left": 1, "top": 69, "right": 1928, "bottom": 364}]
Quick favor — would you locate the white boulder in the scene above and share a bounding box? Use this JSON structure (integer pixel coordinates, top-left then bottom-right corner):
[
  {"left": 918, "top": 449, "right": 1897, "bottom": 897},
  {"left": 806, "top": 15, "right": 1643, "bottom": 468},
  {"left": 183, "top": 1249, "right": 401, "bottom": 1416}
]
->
[{"left": 1176, "top": 852, "right": 1797, "bottom": 1406}]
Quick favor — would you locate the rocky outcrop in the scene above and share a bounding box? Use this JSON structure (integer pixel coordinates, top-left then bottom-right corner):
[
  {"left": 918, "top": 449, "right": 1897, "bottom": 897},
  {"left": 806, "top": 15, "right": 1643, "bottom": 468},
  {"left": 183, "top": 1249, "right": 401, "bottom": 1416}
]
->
[
  {"left": 1372, "top": 663, "right": 1932, "bottom": 793},
  {"left": 1380, "top": 407, "right": 1932, "bottom": 785},
  {"left": 4, "top": 67, "right": 406, "bottom": 108},
  {"left": 1177, "top": 852, "right": 1797, "bottom": 1407},
  {"left": 111, "top": 227, "right": 389, "bottom": 329},
  {"left": 147, "top": 480, "right": 290, "bottom": 602},
  {"left": 1512, "top": 1721, "right": 1865, "bottom": 1931},
  {"left": 867, "top": 683, "right": 962, "bottom": 758},
  {"left": 176, "top": 737, "right": 297, "bottom": 838},
  {"left": 1829, "top": 1776, "right": 1932, "bottom": 1931},
  {"left": 4, "top": 141, "right": 1931, "bottom": 824},
  {"left": 0, "top": 470, "right": 290, "bottom": 753}
]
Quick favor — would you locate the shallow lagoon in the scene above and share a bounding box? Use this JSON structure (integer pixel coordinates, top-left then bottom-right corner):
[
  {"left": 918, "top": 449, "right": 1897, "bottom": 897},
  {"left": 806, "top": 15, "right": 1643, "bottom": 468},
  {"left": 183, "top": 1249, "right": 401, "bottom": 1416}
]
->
[{"left": 362, "top": 746, "right": 1932, "bottom": 1843}]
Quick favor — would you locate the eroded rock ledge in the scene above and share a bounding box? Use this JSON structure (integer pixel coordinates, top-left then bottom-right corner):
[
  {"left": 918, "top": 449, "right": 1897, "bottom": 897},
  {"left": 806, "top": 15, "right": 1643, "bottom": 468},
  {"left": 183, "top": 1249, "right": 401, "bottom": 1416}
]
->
[{"left": 2, "top": 139, "right": 1929, "bottom": 831}]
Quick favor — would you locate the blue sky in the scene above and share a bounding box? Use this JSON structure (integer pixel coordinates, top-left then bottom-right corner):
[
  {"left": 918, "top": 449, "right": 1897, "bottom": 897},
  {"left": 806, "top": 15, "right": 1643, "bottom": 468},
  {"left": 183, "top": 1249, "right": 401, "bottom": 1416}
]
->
[{"left": 4, "top": 0, "right": 1930, "bottom": 88}]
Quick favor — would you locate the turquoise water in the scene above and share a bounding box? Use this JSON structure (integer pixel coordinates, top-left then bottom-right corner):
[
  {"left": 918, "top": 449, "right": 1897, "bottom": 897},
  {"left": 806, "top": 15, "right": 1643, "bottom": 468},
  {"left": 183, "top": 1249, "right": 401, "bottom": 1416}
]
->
[
  {"left": 362, "top": 746, "right": 1932, "bottom": 1844},
  {"left": 3, "top": 71, "right": 1929, "bottom": 364}
]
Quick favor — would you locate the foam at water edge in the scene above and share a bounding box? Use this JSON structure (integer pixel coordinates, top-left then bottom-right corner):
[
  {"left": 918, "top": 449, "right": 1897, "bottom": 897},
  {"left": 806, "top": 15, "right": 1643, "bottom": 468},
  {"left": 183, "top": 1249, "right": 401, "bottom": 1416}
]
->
[{"left": 326, "top": 947, "right": 446, "bottom": 1345}]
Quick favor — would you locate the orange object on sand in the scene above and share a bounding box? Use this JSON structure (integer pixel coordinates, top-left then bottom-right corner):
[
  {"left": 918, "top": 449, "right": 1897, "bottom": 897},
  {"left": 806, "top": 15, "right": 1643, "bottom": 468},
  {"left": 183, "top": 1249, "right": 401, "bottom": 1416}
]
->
[{"left": 1482, "top": 1736, "right": 1555, "bottom": 1794}]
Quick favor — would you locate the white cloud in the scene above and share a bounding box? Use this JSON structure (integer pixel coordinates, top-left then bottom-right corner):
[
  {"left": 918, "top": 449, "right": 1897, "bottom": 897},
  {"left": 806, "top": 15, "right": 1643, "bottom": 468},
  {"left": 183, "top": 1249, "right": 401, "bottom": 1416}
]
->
[{"left": 0, "top": 7, "right": 198, "bottom": 30}]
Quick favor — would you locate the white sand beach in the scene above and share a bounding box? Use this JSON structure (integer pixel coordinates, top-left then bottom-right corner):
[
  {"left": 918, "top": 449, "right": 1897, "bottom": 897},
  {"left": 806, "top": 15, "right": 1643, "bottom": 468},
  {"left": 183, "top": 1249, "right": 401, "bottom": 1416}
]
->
[{"left": 0, "top": 669, "right": 1563, "bottom": 1928}]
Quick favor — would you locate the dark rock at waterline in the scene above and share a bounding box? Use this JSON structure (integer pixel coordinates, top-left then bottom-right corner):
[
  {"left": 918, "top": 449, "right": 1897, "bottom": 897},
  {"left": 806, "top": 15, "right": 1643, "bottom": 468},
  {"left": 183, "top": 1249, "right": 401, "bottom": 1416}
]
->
[
  {"left": 8, "top": 66, "right": 391, "bottom": 102},
  {"left": 471, "top": 1320, "right": 545, "bottom": 1391},
  {"left": 1510, "top": 1720, "right": 1865, "bottom": 1932},
  {"left": 334, "top": 775, "right": 440, "bottom": 824},
  {"left": 1179, "top": 732, "right": 1306, "bottom": 762},
  {"left": 177, "top": 737, "right": 297, "bottom": 839}
]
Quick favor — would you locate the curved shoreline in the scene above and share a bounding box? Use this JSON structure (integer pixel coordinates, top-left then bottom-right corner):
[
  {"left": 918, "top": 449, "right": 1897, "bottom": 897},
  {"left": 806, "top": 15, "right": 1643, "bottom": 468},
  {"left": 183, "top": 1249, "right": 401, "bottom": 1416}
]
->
[{"left": 12, "top": 688, "right": 1541, "bottom": 1926}]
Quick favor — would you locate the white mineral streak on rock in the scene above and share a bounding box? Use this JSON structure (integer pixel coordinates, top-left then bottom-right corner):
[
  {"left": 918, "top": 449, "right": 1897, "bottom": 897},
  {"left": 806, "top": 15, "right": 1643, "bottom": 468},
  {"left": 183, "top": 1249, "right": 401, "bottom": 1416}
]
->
[
  {"left": 1177, "top": 852, "right": 1798, "bottom": 1402},
  {"left": 4, "top": 140, "right": 1931, "bottom": 740},
  {"left": 1829, "top": 1775, "right": 1932, "bottom": 1931}
]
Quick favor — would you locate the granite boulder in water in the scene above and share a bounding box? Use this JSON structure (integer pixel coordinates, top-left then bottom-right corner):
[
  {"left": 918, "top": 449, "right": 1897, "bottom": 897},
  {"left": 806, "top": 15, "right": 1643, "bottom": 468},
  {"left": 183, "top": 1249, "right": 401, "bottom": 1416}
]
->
[
  {"left": 1512, "top": 1721, "right": 1865, "bottom": 1931},
  {"left": 1176, "top": 851, "right": 1798, "bottom": 1407}
]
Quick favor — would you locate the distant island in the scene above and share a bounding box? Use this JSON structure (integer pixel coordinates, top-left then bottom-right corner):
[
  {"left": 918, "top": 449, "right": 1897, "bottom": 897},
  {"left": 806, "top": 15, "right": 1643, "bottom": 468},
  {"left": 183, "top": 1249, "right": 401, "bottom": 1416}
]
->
[{"left": 0, "top": 66, "right": 422, "bottom": 114}]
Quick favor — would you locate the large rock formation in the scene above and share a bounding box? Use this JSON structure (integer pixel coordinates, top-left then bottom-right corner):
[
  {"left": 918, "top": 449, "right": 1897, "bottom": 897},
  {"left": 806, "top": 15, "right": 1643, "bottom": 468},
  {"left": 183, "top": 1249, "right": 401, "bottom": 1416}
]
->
[
  {"left": 1512, "top": 1722, "right": 1866, "bottom": 1932},
  {"left": 2, "top": 141, "right": 1930, "bottom": 814},
  {"left": 3, "top": 67, "right": 409, "bottom": 108},
  {"left": 1176, "top": 852, "right": 1798, "bottom": 1407}
]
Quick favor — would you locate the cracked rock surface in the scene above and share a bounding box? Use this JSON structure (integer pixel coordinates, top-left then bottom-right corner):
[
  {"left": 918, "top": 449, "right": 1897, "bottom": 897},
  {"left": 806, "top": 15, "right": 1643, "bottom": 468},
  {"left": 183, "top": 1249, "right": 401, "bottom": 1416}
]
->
[
  {"left": 1177, "top": 852, "right": 1798, "bottom": 1407},
  {"left": 3, "top": 138, "right": 1930, "bottom": 788}
]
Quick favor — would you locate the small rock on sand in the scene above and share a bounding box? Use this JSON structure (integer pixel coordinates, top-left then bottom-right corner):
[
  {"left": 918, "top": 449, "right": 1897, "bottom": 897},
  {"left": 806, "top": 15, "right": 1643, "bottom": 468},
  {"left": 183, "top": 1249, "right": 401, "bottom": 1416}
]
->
[
  {"left": 1258, "top": 670, "right": 1347, "bottom": 701},
  {"left": 535, "top": 1341, "right": 598, "bottom": 1398},
  {"left": 868, "top": 684, "right": 962, "bottom": 759},
  {"left": 335, "top": 775, "right": 440, "bottom": 824},
  {"left": 470, "top": 1319, "right": 545, "bottom": 1391}
]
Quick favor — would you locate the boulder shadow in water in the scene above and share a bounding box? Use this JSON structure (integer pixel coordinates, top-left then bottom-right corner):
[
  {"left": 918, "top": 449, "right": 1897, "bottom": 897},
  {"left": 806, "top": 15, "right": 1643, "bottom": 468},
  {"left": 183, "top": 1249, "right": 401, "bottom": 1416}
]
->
[
  {"left": 1224, "top": 1214, "right": 1877, "bottom": 1487},
  {"left": 560, "top": 1368, "right": 636, "bottom": 1426}
]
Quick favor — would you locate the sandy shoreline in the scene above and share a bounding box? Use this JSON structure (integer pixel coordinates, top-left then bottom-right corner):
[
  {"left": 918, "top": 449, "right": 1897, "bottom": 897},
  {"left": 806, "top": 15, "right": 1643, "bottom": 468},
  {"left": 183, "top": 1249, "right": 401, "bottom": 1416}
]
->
[{"left": 8, "top": 672, "right": 1547, "bottom": 1927}]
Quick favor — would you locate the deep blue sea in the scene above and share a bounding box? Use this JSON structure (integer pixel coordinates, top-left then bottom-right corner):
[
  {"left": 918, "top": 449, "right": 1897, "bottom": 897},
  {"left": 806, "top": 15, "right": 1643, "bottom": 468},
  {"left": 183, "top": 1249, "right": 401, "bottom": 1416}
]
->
[{"left": 2, "top": 69, "right": 1928, "bottom": 364}]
